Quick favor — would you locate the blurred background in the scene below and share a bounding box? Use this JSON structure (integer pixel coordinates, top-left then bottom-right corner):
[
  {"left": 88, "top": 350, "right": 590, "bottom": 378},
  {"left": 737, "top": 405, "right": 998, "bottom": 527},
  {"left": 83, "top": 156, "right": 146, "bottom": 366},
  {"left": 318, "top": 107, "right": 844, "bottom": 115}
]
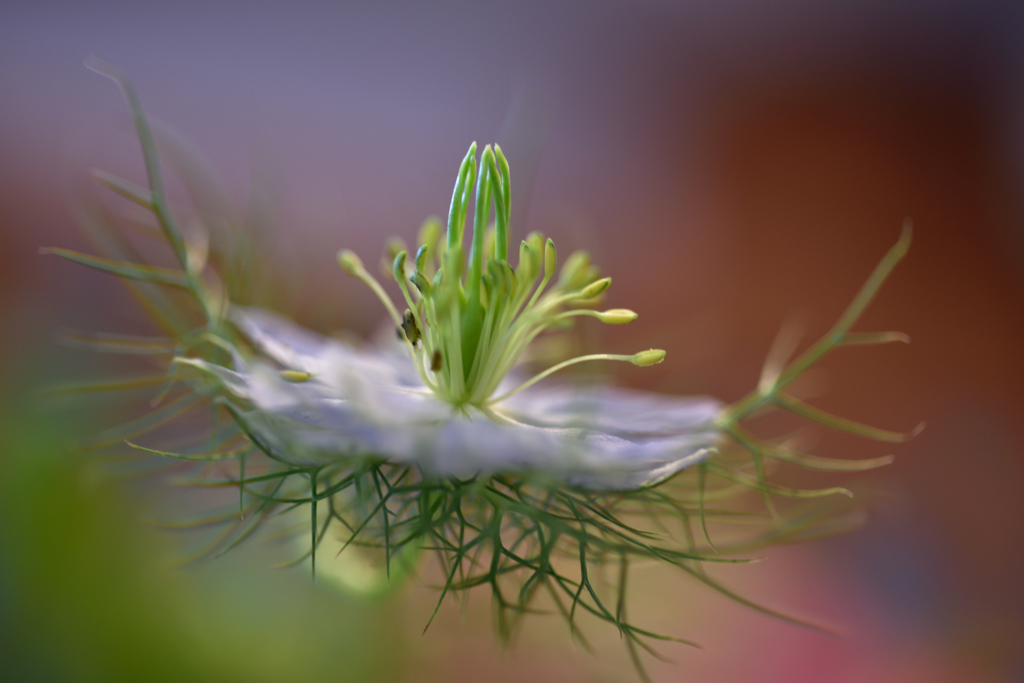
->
[{"left": 2, "top": 1, "right": 1023, "bottom": 681}]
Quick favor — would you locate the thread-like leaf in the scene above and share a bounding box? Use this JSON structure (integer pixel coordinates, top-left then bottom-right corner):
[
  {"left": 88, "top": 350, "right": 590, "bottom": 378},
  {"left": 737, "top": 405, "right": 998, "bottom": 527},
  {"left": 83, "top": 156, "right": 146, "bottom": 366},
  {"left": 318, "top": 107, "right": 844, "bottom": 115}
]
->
[{"left": 42, "top": 247, "right": 189, "bottom": 289}]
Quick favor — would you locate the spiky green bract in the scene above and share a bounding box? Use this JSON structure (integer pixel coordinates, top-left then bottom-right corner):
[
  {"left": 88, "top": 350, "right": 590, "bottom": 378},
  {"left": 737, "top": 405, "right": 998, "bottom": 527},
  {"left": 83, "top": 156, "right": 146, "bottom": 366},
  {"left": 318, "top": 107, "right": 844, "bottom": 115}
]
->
[{"left": 51, "top": 63, "right": 916, "bottom": 682}]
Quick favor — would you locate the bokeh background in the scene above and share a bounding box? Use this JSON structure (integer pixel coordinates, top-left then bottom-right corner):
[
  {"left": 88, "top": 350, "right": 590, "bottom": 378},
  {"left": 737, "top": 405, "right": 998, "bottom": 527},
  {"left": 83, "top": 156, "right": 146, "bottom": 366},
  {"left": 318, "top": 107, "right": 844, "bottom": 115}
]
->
[{"left": 2, "top": 1, "right": 1023, "bottom": 681}]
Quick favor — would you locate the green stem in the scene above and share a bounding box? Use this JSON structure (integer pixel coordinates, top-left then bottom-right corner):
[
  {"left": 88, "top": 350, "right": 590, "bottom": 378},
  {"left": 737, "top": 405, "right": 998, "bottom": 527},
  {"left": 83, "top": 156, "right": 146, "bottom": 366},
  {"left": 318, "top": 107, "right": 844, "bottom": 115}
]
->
[{"left": 722, "top": 224, "right": 912, "bottom": 424}]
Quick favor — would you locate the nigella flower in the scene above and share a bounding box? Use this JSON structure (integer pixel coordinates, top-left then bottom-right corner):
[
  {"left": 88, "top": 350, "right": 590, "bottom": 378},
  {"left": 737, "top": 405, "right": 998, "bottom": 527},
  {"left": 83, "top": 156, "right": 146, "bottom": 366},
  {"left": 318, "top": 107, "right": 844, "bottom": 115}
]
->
[
  {"left": 181, "top": 136, "right": 723, "bottom": 492},
  {"left": 189, "top": 305, "right": 722, "bottom": 492},
  {"left": 50, "top": 60, "right": 920, "bottom": 678}
]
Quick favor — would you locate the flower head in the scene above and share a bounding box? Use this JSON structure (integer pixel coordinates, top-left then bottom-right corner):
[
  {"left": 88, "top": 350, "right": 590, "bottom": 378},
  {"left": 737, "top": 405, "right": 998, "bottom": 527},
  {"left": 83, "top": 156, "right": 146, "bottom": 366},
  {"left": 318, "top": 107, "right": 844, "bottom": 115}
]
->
[
  {"left": 180, "top": 306, "right": 723, "bottom": 490},
  {"left": 185, "top": 140, "right": 717, "bottom": 490},
  {"left": 336, "top": 143, "right": 662, "bottom": 411}
]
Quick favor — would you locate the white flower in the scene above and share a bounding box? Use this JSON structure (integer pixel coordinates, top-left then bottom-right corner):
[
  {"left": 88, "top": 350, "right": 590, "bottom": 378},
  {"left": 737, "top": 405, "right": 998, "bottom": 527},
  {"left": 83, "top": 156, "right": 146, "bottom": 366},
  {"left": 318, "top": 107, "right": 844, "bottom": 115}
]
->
[
  {"left": 173, "top": 141, "right": 730, "bottom": 491},
  {"left": 182, "top": 307, "right": 724, "bottom": 491}
]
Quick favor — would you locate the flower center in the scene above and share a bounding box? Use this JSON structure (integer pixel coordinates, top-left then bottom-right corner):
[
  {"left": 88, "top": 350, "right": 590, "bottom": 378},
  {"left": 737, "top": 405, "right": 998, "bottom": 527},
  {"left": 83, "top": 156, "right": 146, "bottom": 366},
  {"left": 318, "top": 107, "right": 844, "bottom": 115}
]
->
[{"left": 337, "top": 143, "right": 664, "bottom": 409}]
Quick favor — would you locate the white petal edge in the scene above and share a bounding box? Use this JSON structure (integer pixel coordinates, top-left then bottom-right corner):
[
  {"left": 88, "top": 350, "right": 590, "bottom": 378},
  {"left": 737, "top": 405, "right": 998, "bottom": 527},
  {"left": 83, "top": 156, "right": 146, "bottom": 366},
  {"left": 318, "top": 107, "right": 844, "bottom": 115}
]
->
[{"left": 212, "top": 308, "right": 726, "bottom": 490}]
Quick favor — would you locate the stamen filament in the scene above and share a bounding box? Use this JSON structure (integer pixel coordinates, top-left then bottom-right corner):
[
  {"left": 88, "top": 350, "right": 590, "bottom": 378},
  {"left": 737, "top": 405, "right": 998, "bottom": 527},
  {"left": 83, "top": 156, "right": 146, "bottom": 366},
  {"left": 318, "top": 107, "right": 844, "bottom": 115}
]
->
[
  {"left": 487, "top": 353, "right": 638, "bottom": 405},
  {"left": 477, "top": 303, "right": 566, "bottom": 399},
  {"left": 445, "top": 293, "right": 466, "bottom": 399},
  {"left": 523, "top": 239, "right": 556, "bottom": 314},
  {"left": 337, "top": 250, "right": 402, "bottom": 326},
  {"left": 466, "top": 284, "right": 503, "bottom": 393},
  {"left": 423, "top": 297, "right": 446, "bottom": 392},
  {"left": 407, "top": 341, "right": 439, "bottom": 393},
  {"left": 485, "top": 308, "right": 636, "bottom": 387},
  {"left": 532, "top": 278, "right": 611, "bottom": 315}
]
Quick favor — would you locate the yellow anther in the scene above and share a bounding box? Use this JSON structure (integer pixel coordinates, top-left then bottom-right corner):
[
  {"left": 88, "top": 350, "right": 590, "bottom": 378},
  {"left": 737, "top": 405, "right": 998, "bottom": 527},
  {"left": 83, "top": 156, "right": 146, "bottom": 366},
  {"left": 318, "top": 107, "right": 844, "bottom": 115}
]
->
[
  {"left": 281, "top": 370, "right": 313, "bottom": 382},
  {"left": 598, "top": 309, "right": 637, "bottom": 324},
  {"left": 417, "top": 217, "right": 442, "bottom": 255},
  {"left": 560, "top": 250, "right": 590, "bottom": 287},
  {"left": 518, "top": 241, "right": 535, "bottom": 283},
  {"left": 631, "top": 349, "right": 666, "bottom": 367},
  {"left": 578, "top": 276, "right": 611, "bottom": 299},
  {"left": 544, "top": 238, "right": 556, "bottom": 277},
  {"left": 337, "top": 249, "right": 364, "bottom": 276}
]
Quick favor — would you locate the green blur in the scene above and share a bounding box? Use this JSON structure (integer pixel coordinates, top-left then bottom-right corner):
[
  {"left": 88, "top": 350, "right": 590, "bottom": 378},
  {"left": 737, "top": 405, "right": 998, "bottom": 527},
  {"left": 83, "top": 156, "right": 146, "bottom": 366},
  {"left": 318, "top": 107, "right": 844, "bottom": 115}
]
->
[{"left": 0, "top": 365, "right": 406, "bottom": 683}]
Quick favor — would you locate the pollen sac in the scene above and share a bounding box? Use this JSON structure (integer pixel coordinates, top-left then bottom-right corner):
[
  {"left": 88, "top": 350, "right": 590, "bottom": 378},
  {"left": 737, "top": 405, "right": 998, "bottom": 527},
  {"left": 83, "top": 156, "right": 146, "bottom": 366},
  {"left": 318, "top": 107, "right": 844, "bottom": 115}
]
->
[
  {"left": 577, "top": 276, "right": 611, "bottom": 300},
  {"left": 401, "top": 309, "right": 421, "bottom": 345},
  {"left": 543, "top": 238, "right": 556, "bottom": 276},
  {"left": 337, "top": 249, "right": 364, "bottom": 276},
  {"left": 410, "top": 271, "right": 432, "bottom": 296},
  {"left": 559, "top": 250, "right": 594, "bottom": 289},
  {"left": 632, "top": 349, "right": 667, "bottom": 366},
  {"left": 517, "top": 241, "right": 536, "bottom": 284},
  {"left": 598, "top": 309, "right": 637, "bottom": 324},
  {"left": 382, "top": 237, "right": 408, "bottom": 279},
  {"left": 280, "top": 370, "right": 313, "bottom": 382}
]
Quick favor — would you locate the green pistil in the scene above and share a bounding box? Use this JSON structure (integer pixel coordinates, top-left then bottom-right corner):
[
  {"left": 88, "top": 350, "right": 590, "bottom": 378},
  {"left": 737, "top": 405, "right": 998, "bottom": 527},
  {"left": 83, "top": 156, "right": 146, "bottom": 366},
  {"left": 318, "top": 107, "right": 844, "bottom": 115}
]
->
[
  {"left": 338, "top": 143, "right": 665, "bottom": 408},
  {"left": 447, "top": 144, "right": 476, "bottom": 251}
]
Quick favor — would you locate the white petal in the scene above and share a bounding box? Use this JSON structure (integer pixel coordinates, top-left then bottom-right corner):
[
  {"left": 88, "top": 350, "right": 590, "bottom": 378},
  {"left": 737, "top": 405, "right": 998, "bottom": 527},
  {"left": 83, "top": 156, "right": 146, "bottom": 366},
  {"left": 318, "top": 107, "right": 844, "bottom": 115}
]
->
[
  {"left": 230, "top": 306, "right": 422, "bottom": 388},
  {"left": 498, "top": 385, "right": 723, "bottom": 436},
  {"left": 230, "top": 307, "right": 329, "bottom": 369},
  {"left": 223, "top": 308, "right": 726, "bottom": 489}
]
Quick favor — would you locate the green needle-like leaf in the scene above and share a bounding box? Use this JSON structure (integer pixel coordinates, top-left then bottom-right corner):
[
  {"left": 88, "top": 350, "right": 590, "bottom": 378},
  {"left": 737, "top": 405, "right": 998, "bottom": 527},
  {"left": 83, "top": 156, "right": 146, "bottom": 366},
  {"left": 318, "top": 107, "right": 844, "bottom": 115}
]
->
[{"left": 41, "top": 248, "right": 189, "bottom": 289}]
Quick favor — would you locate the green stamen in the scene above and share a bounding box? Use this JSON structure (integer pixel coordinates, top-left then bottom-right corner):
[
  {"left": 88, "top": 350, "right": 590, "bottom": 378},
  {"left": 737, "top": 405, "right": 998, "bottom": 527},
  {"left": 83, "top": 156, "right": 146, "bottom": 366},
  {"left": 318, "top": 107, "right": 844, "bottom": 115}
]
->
[
  {"left": 488, "top": 351, "right": 664, "bottom": 405},
  {"left": 392, "top": 252, "right": 429, "bottom": 350},
  {"left": 337, "top": 146, "right": 660, "bottom": 408},
  {"left": 631, "top": 349, "right": 667, "bottom": 367},
  {"left": 577, "top": 276, "right": 611, "bottom": 300},
  {"left": 281, "top": 370, "right": 313, "bottom": 382}
]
